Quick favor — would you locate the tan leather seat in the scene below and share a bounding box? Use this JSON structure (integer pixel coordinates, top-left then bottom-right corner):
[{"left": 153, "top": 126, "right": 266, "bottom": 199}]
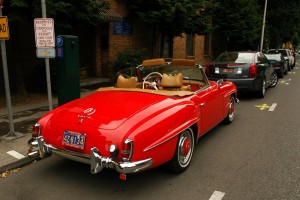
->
[
  {"left": 180, "top": 85, "right": 192, "bottom": 91},
  {"left": 160, "top": 73, "right": 183, "bottom": 90},
  {"left": 116, "top": 75, "right": 137, "bottom": 88}
]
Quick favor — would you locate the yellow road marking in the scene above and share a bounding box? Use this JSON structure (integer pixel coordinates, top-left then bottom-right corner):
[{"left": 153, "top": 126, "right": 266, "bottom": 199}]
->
[{"left": 255, "top": 103, "right": 270, "bottom": 110}]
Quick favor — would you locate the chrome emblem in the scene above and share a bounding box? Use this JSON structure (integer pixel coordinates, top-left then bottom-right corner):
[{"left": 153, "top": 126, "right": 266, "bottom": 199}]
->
[
  {"left": 84, "top": 108, "right": 96, "bottom": 115},
  {"left": 78, "top": 108, "right": 96, "bottom": 123}
]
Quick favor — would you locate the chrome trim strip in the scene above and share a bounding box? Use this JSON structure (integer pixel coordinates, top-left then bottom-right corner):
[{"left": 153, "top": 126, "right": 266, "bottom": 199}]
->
[{"left": 144, "top": 120, "right": 199, "bottom": 152}]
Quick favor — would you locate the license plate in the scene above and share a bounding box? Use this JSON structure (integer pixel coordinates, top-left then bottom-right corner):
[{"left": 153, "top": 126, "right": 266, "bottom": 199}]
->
[
  {"left": 223, "top": 68, "right": 234, "bottom": 73},
  {"left": 62, "top": 131, "right": 86, "bottom": 150}
]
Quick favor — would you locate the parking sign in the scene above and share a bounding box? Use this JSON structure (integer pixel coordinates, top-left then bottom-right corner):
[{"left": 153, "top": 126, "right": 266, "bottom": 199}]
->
[{"left": 34, "top": 18, "right": 55, "bottom": 47}]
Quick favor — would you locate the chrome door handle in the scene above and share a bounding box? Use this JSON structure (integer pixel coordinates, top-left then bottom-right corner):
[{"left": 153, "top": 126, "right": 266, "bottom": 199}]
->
[{"left": 200, "top": 103, "right": 205, "bottom": 106}]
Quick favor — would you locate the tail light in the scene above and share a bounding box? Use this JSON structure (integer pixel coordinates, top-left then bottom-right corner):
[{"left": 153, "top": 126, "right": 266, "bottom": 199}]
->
[
  {"left": 121, "top": 139, "right": 133, "bottom": 162},
  {"left": 249, "top": 63, "right": 257, "bottom": 78},
  {"left": 205, "top": 64, "right": 210, "bottom": 75},
  {"left": 32, "top": 123, "right": 41, "bottom": 138}
]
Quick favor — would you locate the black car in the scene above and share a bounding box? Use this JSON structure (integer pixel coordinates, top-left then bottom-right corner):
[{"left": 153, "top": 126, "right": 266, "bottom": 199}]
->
[
  {"left": 205, "top": 51, "right": 278, "bottom": 98},
  {"left": 265, "top": 53, "right": 288, "bottom": 78}
]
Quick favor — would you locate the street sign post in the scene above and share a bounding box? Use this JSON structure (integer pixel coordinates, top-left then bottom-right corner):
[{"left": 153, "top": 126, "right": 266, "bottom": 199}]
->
[
  {"left": 37, "top": 0, "right": 54, "bottom": 111},
  {"left": 0, "top": 4, "right": 23, "bottom": 139}
]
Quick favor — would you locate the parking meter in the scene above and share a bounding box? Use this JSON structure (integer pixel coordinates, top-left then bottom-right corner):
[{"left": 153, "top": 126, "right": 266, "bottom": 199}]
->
[{"left": 55, "top": 35, "right": 80, "bottom": 106}]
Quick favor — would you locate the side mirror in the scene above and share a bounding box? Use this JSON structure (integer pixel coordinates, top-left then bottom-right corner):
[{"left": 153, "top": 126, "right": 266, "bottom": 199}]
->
[{"left": 217, "top": 79, "right": 224, "bottom": 88}]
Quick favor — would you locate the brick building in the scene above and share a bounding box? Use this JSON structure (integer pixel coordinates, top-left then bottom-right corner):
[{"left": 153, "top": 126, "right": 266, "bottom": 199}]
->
[{"left": 93, "top": 0, "right": 213, "bottom": 79}]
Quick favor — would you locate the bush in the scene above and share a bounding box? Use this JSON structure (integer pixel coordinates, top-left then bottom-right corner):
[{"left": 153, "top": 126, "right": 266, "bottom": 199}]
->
[{"left": 112, "top": 48, "right": 149, "bottom": 72}]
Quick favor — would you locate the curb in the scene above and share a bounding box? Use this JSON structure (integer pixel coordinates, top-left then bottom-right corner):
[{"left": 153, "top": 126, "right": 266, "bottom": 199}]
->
[{"left": 0, "top": 155, "right": 39, "bottom": 173}]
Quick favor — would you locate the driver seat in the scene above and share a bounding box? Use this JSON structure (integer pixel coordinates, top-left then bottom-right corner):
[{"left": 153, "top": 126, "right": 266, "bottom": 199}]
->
[{"left": 116, "top": 75, "right": 137, "bottom": 88}]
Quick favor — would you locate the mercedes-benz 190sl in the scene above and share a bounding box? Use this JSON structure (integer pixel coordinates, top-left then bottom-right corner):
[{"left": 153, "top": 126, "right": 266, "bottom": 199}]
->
[{"left": 28, "top": 58, "right": 238, "bottom": 180}]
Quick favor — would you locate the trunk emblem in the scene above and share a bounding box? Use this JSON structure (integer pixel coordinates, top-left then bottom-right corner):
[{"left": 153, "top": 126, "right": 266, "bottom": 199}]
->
[{"left": 78, "top": 108, "right": 96, "bottom": 123}]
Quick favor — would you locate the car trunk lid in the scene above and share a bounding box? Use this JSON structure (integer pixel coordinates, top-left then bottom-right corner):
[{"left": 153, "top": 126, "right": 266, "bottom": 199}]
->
[
  {"left": 207, "top": 63, "right": 251, "bottom": 79},
  {"left": 49, "top": 90, "right": 168, "bottom": 130}
]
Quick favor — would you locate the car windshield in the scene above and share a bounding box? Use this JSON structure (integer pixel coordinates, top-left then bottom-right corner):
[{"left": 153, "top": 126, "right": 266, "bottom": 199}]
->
[
  {"left": 214, "top": 52, "right": 255, "bottom": 63},
  {"left": 117, "top": 62, "right": 207, "bottom": 83}
]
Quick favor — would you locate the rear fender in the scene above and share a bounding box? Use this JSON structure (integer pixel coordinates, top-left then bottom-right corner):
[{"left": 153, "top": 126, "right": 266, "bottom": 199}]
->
[{"left": 125, "top": 103, "right": 198, "bottom": 167}]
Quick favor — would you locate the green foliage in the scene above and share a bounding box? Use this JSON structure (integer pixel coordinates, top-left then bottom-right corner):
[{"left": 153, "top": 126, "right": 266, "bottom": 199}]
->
[
  {"left": 126, "top": 0, "right": 214, "bottom": 36},
  {"left": 212, "top": 0, "right": 262, "bottom": 51},
  {"left": 10, "top": 0, "right": 28, "bottom": 7},
  {"left": 6, "top": 0, "right": 110, "bottom": 31},
  {"left": 267, "top": 0, "right": 300, "bottom": 48},
  {"left": 112, "top": 49, "right": 149, "bottom": 72}
]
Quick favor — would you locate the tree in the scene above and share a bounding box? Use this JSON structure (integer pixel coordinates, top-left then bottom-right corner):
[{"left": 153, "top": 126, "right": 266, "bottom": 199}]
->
[
  {"left": 266, "top": 0, "right": 300, "bottom": 49},
  {"left": 126, "top": 0, "right": 216, "bottom": 36},
  {"left": 211, "top": 0, "right": 262, "bottom": 52},
  {"left": 0, "top": 0, "right": 110, "bottom": 96}
]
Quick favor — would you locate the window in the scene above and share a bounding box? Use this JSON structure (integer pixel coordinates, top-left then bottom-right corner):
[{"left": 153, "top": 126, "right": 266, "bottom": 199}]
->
[
  {"left": 186, "top": 33, "right": 194, "bottom": 57},
  {"left": 204, "top": 34, "right": 210, "bottom": 55},
  {"left": 161, "top": 35, "right": 173, "bottom": 58}
]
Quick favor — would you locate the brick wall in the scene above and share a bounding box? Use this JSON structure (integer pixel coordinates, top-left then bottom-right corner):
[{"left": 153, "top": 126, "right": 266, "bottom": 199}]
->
[
  {"left": 95, "top": 0, "right": 213, "bottom": 79},
  {"left": 95, "top": 0, "right": 153, "bottom": 78},
  {"left": 173, "top": 33, "right": 213, "bottom": 66}
]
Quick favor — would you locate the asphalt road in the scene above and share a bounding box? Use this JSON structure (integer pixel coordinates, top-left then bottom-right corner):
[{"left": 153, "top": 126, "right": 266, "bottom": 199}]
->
[{"left": 1, "top": 60, "right": 300, "bottom": 200}]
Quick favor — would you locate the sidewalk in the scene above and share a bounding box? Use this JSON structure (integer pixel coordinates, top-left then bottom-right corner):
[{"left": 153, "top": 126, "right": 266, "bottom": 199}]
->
[{"left": 0, "top": 78, "right": 110, "bottom": 173}]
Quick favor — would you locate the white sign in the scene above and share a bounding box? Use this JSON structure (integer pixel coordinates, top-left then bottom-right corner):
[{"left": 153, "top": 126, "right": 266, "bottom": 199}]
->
[
  {"left": 36, "top": 48, "right": 56, "bottom": 58},
  {"left": 34, "top": 18, "right": 55, "bottom": 47}
]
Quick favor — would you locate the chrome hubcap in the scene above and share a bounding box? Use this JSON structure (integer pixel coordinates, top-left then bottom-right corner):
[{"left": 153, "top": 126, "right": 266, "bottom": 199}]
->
[{"left": 178, "top": 129, "right": 194, "bottom": 167}]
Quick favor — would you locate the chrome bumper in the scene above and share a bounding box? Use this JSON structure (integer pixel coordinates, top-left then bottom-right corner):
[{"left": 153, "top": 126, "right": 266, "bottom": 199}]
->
[{"left": 28, "top": 136, "right": 153, "bottom": 175}]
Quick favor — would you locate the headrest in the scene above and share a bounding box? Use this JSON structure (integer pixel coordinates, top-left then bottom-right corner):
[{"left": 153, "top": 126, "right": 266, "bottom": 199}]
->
[
  {"left": 116, "top": 75, "right": 137, "bottom": 88},
  {"left": 160, "top": 73, "right": 183, "bottom": 88},
  {"left": 142, "top": 58, "right": 165, "bottom": 67},
  {"left": 171, "top": 59, "right": 196, "bottom": 66}
]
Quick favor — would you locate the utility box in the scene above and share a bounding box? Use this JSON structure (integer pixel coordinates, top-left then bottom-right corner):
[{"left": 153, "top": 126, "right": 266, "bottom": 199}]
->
[{"left": 55, "top": 35, "right": 80, "bottom": 106}]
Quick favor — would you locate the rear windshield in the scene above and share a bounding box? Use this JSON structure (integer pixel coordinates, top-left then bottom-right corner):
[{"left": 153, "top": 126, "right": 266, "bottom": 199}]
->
[
  {"left": 265, "top": 54, "right": 280, "bottom": 60},
  {"left": 215, "top": 52, "right": 255, "bottom": 63}
]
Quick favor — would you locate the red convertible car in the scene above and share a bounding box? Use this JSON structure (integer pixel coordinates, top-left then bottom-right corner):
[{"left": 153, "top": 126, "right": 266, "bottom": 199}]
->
[{"left": 28, "top": 58, "right": 238, "bottom": 180}]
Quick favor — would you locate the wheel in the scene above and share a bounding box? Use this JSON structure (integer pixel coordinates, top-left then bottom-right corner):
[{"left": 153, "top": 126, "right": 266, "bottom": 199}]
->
[
  {"left": 142, "top": 72, "right": 163, "bottom": 90},
  {"left": 257, "top": 78, "right": 266, "bottom": 98},
  {"left": 223, "top": 95, "right": 235, "bottom": 124},
  {"left": 270, "top": 73, "right": 278, "bottom": 87},
  {"left": 167, "top": 128, "right": 195, "bottom": 173},
  {"left": 279, "top": 68, "right": 284, "bottom": 78}
]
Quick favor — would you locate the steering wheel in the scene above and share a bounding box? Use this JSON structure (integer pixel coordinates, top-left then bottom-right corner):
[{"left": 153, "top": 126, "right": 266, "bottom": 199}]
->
[{"left": 143, "top": 72, "right": 163, "bottom": 90}]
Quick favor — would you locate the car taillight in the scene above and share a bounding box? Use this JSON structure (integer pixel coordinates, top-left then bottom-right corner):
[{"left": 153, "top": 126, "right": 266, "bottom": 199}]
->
[
  {"left": 249, "top": 63, "right": 257, "bottom": 78},
  {"left": 205, "top": 64, "right": 210, "bottom": 75},
  {"left": 121, "top": 139, "right": 133, "bottom": 162},
  {"left": 32, "top": 123, "right": 41, "bottom": 138}
]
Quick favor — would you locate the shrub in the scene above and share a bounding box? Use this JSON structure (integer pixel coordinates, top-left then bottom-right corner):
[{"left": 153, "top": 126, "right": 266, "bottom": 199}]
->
[{"left": 112, "top": 48, "right": 149, "bottom": 72}]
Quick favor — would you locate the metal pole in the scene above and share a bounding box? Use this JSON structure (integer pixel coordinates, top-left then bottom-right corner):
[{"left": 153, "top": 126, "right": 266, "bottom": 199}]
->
[
  {"left": 41, "top": 0, "right": 53, "bottom": 110},
  {"left": 0, "top": 6, "right": 23, "bottom": 138},
  {"left": 260, "top": 0, "right": 268, "bottom": 52}
]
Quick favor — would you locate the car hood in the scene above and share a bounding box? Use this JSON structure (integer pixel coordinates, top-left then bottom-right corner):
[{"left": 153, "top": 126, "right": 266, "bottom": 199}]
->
[{"left": 49, "top": 90, "right": 173, "bottom": 130}]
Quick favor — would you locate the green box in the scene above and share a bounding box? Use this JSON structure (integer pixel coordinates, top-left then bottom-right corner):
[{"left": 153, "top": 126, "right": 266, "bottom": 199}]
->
[{"left": 56, "top": 35, "right": 80, "bottom": 106}]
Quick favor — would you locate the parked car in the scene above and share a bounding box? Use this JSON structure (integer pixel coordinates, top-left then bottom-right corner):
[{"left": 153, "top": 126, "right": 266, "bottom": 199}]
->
[
  {"left": 28, "top": 58, "right": 238, "bottom": 180},
  {"left": 205, "top": 51, "right": 278, "bottom": 98},
  {"left": 267, "top": 49, "right": 294, "bottom": 70},
  {"left": 265, "top": 53, "right": 288, "bottom": 78},
  {"left": 289, "top": 49, "right": 296, "bottom": 66}
]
